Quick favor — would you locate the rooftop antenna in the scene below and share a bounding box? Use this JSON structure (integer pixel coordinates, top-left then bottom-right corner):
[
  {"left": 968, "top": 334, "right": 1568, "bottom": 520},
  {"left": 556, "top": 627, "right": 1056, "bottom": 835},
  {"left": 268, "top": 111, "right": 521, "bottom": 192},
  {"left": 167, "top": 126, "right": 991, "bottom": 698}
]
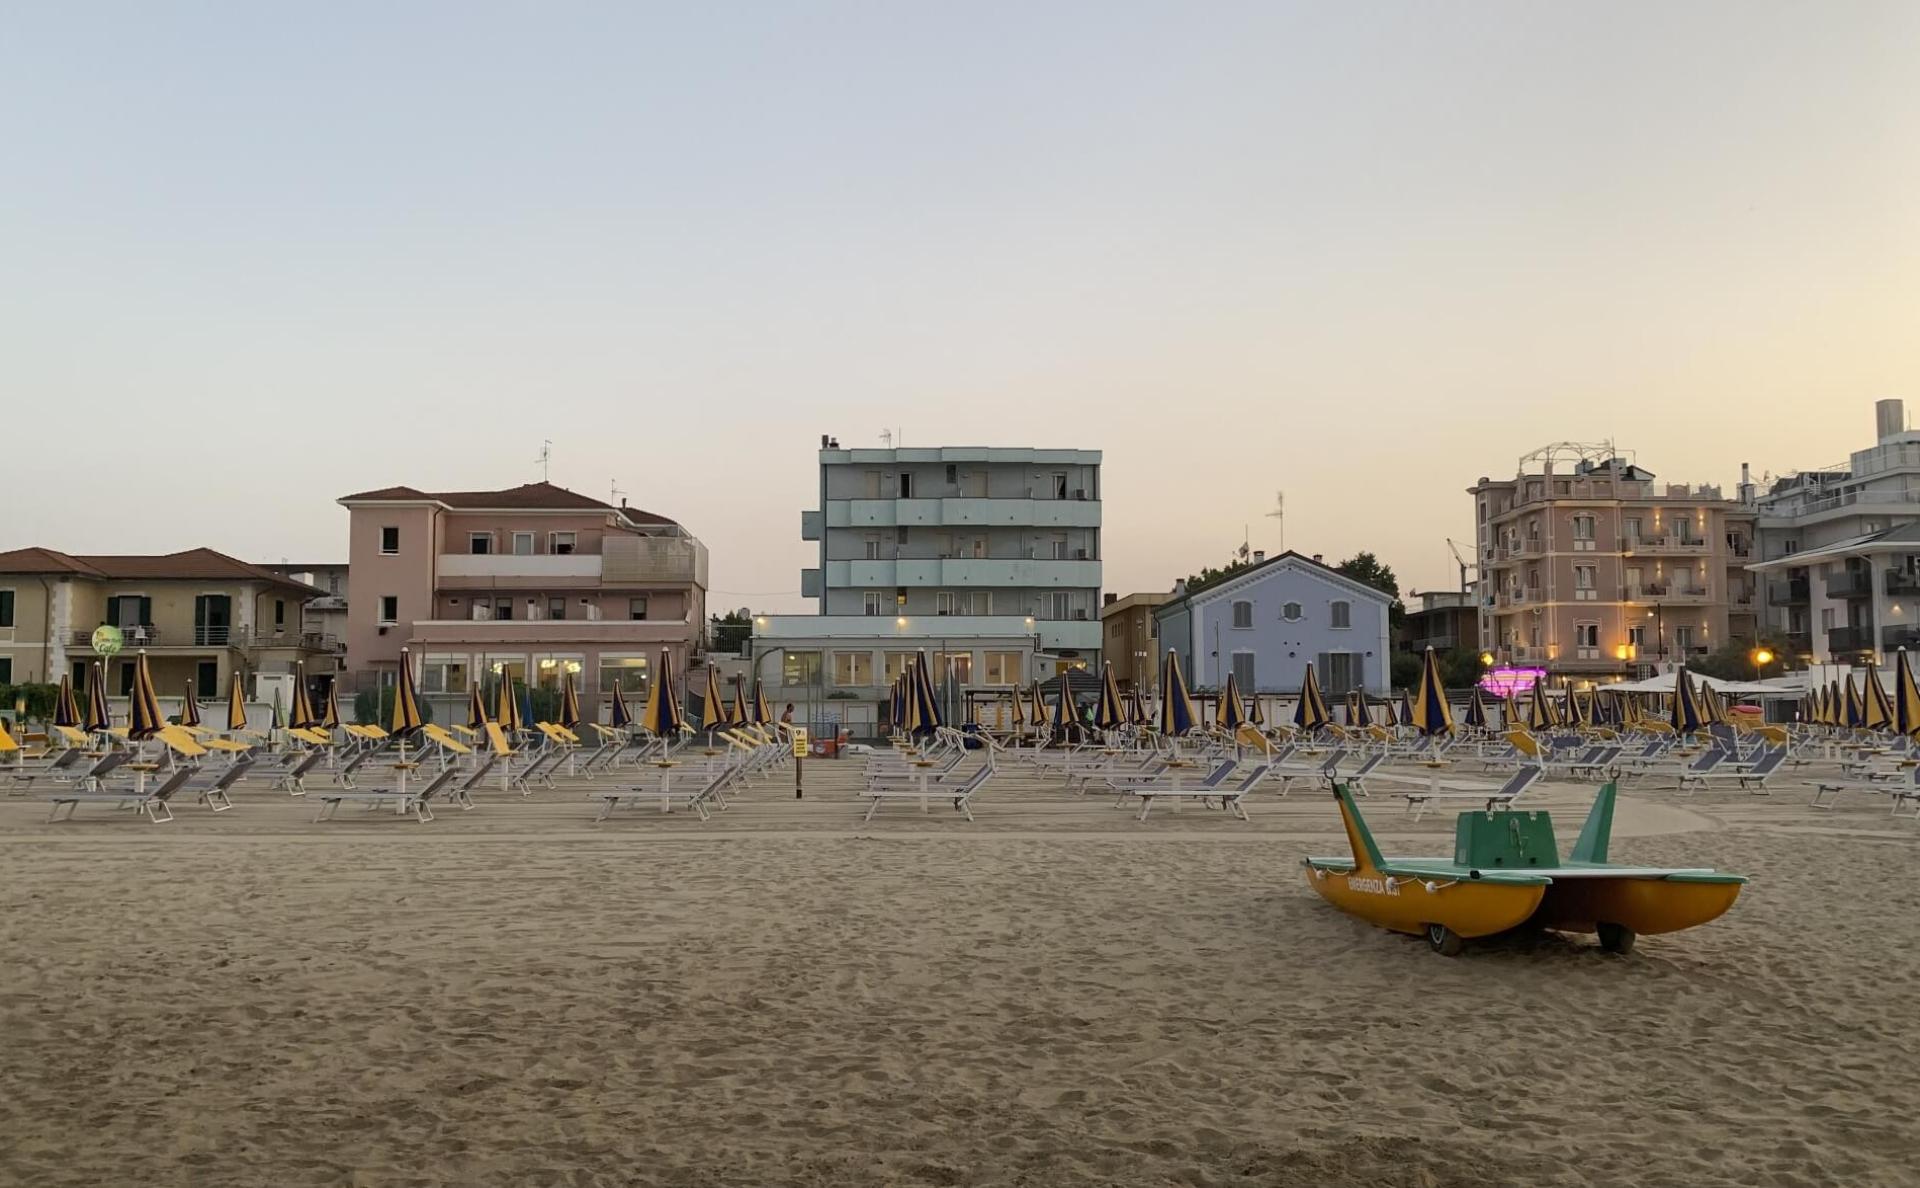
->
[
  {"left": 879, "top": 429, "right": 892, "bottom": 448},
  {"left": 1265, "top": 492, "right": 1285, "bottom": 551},
  {"left": 536, "top": 440, "right": 552, "bottom": 482},
  {"left": 610, "top": 480, "right": 626, "bottom": 507}
]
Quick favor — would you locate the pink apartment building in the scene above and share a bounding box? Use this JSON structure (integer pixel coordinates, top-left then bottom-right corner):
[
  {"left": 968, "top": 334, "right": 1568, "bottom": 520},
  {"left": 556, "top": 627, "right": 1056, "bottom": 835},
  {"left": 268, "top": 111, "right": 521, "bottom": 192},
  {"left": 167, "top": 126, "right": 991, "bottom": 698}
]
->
[
  {"left": 1472, "top": 450, "right": 1757, "bottom": 682},
  {"left": 338, "top": 482, "right": 708, "bottom": 720}
]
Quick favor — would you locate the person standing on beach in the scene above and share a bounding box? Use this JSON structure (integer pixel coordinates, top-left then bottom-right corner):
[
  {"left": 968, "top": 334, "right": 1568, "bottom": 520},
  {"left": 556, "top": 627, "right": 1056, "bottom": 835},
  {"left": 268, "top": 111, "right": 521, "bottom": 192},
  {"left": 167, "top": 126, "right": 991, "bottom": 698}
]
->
[{"left": 781, "top": 703, "right": 795, "bottom": 725}]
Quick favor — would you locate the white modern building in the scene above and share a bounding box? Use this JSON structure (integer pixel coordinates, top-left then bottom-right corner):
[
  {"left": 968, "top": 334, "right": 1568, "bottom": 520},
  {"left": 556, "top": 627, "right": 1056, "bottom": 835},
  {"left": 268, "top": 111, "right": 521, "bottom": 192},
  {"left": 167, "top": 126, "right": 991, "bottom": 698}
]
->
[
  {"left": 797, "top": 438, "right": 1103, "bottom": 667},
  {"left": 1752, "top": 398, "right": 1920, "bottom": 664}
]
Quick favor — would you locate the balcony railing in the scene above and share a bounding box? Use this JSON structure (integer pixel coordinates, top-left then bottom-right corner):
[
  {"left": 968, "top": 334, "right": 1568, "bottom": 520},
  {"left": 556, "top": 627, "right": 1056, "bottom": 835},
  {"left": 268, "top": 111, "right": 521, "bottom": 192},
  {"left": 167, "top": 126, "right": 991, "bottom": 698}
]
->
[
  {"left": 1621, "top": 535, "right": 1710, "bottom": 554},
  {"left": 1767, "top": 578, "right": 1810, "bottom": 604},
  {"left": 1784, "top": 630, "right": 1812, "bottom": 655},
  {"left": 1887, "top": 571, "right": 1920, "bottom": 596},
  {"left": 1828, "top": 625, "right": 1875, "bottom": 653},
  {"left": 1881, "top": 627, "right": 1920, "bottom": 651},
  {"left": 1826, "top": 570, "right": 1874, "bottom": 600},
  {"left": 235, "top": 630, "right": 342, "bottom": 653},
  {"left": 1626, "top": 585, "right": 1709, "bottom": 603}
]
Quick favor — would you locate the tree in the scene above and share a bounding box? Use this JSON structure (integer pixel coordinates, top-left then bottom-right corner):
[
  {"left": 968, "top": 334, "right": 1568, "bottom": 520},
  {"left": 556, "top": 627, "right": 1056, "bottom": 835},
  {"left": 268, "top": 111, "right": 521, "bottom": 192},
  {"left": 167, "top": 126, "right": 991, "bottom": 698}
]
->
[
  {"left": 709, "top": 611, "right": 752, "bottom": 654},
  {"left": 1179, "top": 559, "right": 1255, "bottom": 597},
  {"left": 1686, "top": 631, "right": 1807, "bottom": 682},
  {"left": 1334, "top": 551, "right": 1405, "bottom": 629},
  {"left": 353, "top": 686, "right": 435, "bottom": 727}
]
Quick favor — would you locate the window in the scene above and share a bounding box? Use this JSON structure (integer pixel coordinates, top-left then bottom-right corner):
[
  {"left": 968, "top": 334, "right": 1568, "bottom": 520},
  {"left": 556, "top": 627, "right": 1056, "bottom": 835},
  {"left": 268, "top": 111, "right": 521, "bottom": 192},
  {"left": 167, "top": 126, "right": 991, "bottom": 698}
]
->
[
  {"left": 274, "top": 599, "right": 286, "bottom": 627},
  {"left": 898, "top": 472, "right": 913, "bottom": 498},
  {"left": 1048, "top": 591, "right": 1073, "bottom": 620},
  {"left": 549, "top": 532, "right": 576, "bottom": 556},
  {"left": 1315, "top": 652, "right": 1358, "bottom": 697},
  {"left": 864, "top": 534, "right": 882, "bottom": 560},
  {"left": 1052, "top": 535, "right": 1069, "bottom": 560},
  {"left": 1574, "top": 565, "right": 1595, "bottom": 589},
  {"left": 1052, "top": 472, "right": 1068, "bottom": 500},
  {"left": 0, "top": 657, "right": 11, "bottom": 684},
  {"left": 895, "top": 588, "right": 908, "bottom": 608},
  {"left": 380, "top": 526, "right": 399, "bottom": 554},
  {"left": 470, "top": 600, "right": 490, "bottom": 621},
  {"left": 378, "top": 596, "right": 398, "bottom": 624},
  {"left": 863, "top": 591, "right": 886, "bottom": 617},
  {"left": 933, "top": 652, "right": 973, "bottom": 683},
  {"left": 495, "top": 597, "right": 513, "bottom": 621},
  {"left": 1231, "top": 600, "right": 1253, "bottom": 629},
  {"left": 1329, "top": 600, "right": 1351, "bottom": 629},
  {"left": 896, "top": 526, "right": 909, "bottom": 545},
  {"left": 1821, "top": 608, "right": 1835, "bottom": 631},
  {"left": 937, "top": 591, "right": 958, "bottom": 616},
  {"left": 884, "top": 652, "right": 915, "bottom": 682},
  {"left": 420, "top": 657, "right": 470, "bottom": 694},
  {"left": 1231, "top": 651, "right": 1256, "bottom": 691},
  {"left": 629, "top": 597, "right": 649, "bottom": 621},
  {"left": 783, "top": 651, "right": 822, "bottom": 686},
  {"left": 831, "top": 652, "right": 873, "bottom": 686},
  {"left": 945, "top": 463, "right": 958, "bottom": 485},
  {"left": 973, "top": 591, "right": 991, "bottom": 615},
  {"left": 548, "top": 597, "right": 567, "bottom": 622},
  {"left": 1675, "top": 626, "right": 1696, "bottom": 652},
  {"left": 1628, "top": 625, "right": 1646, "bottom": 649},
  {"left": 1281, "top": 602, "right": 1302, "bottom": 622},
  {"left": 512, "top": 532, "right": 535, "bottom": 556},
  {"left": 1623, "top": 517, "right": 1642, "bottom": 542},
  {"left": 600, "top": 656, "right": 649, "bottom": 694},
  {"left": 469, "top": 532, "right": 492, "bottom": 555},
  {"left": 1576, "top": 623, "right": 1599, "bottom": 648},
  {"left": 0, "top": 589, "right": 13, "bottom": 627},
  {"left": 983, "top": 651, "right": 1023, "bottom": 685},
  {"left": 1572, "top": 514, "right": 1595, "bottom": 541}
]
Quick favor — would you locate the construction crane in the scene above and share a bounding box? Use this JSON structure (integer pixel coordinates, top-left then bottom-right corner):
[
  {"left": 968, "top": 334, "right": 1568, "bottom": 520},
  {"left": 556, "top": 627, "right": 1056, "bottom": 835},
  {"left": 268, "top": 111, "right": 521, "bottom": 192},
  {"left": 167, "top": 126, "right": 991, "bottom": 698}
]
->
[{"left": 1445, "top": 538, "right": 1478, "bottom": 595}]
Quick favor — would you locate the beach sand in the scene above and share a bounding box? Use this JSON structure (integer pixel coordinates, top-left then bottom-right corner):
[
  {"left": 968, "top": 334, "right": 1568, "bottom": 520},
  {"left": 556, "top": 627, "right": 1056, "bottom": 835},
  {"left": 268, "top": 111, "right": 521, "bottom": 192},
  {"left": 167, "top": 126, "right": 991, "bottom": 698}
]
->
[{"left": 3, "top": 757, "right": 1917, "bottom": 1186}]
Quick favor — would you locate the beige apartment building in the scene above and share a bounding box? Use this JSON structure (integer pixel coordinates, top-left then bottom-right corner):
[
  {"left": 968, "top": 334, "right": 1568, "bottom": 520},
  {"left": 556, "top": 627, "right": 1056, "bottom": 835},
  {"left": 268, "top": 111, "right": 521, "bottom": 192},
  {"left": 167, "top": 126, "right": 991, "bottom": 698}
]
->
[
  {"left": 1471, "top": 447, "right": 1757, "bottom": 682},
  {"left": 1100, "top": 591, "right": 1171, "bottom": 691},
  {"left": 338, "top": 481, "right": 709, "bottom": 722},
  {"left": 0, "top": 547, "right": 327, "bottom": 697}
]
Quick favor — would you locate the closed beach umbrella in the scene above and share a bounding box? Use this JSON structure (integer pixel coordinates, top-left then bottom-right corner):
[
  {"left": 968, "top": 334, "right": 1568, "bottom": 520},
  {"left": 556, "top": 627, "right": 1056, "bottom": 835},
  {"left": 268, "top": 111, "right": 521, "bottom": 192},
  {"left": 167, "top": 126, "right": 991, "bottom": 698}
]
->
[
  {"left": 1217, "top": 672, "right": 1248, "bottom": 731},
  {"left": 288, "top": 663, "right": 319, "bottom": 731},
  {"left": 1348, "top": 690, "right": 1369, "bottom": 728},
  {"left": 1158, "top": 650, "right": 1197, "bottom": 736},
  {"left": 559, "top": 668, "right": 582, "bottom": 731},
  {"left": 1670, "top": 667, "right": 1702, "bottom": 736},
  {"left": 1844, "top": 676, "right": 1864, "bottom": 729},
  {"left": 730, "top": 676, "right": 750, "bottom": 728},
  {"left": 1128, "top": 685, "right": 1150, "bottom": 727},
  {"left": 753, "top": 679, "right": 773, "bottom": 726},
  {"left": 389, "top": 647, "right": 424, "bottom": 737},
  {"left": 916, "top": 651, "right": 945, "bottom": 730},
  {"left": 1055, "top": 676, "right": 1075, "bottom": 742},
  {"left": 1029, "top": 680, "right": 1051, "bottom": 730},
  {"left": 179, "top": 682, "right": 203, "bottom": 728},
  {"left": 608, "top": 681, "right": 632, "bottom": 730},
  {"left": 127, "top": 652, "right": 165, "bottom": 741},
  {"left": 54, "top": 674, "right": 80, "bottom": 730},
  {"left": 1094, "top": 662, "right": 1125, "bottom": 732},
  {"left": 1828, "top": 680, "right": 1844, "bottom": 727},
  {"left": 700, "top": 665, "right": 727, "bottom": 733},
  {"left": 1896, "top": 651, "right": 1920, "bottom": 737},
  {"left": 320, "top": 682, "right": 342, "bottom": 731},
  {"left": 899, "top": 665, "right": 925, "bottom": 734},
  {"left": 1294, "top": 664, "right": 1330, "bottom": 732},
  {"left": 1248, "top": 691, "right": 1265, "bottom": 727},
  {"left": 497, "top": 672, "right": 525, "bottom": 734},
  {"left": 225, "top": 671, "right": 248, "bottom": 732},
  {"left": 1398, "top": 688, "right": 1415, "bottom": 727},
  {"left": 1410, "top": 647, "right": 1453, "bottom": 736},
  {"left": 642, "top": 648, "right": 686, "bottom": 736},
  {"left": 1379, "top": 694, "right": 1398, "bottom": 728},
  {"left": 1565, "top": 688, "right": 1587, "bottom": 730},
  {"left": 1009, "top": 684, "right": 1025, "bottom": 731},
  {"left": 468, "top": 681, "right": 493, "bottom": 731},
  {"left": 1528, "top": 681, "right": 1555, "bottom": 732},
  {"left": 84, "top": 662, "right": 112, "bottom": 734},
  {"left": 1863, "top": 669, "right": 1894, "bottom": 733},
  {"left": 1463, "top": 687, "right": 1488, "bottom": 731}
]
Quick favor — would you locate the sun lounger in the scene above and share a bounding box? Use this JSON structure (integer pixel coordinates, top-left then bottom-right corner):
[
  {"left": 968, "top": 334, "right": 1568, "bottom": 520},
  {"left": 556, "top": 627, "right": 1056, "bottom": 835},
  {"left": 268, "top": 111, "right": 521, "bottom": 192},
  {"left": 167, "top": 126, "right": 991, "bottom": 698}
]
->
[
  {"left": 311, "top": 766, "right": 458, "bottom": 823},
  {"left": 1677, "top": 746, "right": 1786, "bottom": 795},
  {"left": 270, "top": 749, "right": 326, "bottom": 795},
  {"left": 861, "top": 760, "right": 994, "bottom": 822},
  {"left": 447, "top": 754, "right": 499, "bottom": 810},
  {"left": 1272, "top": 748, "right": 1348, "bottom": 797},
  {"left": 1131, "top": 763, "right": 1269, "bottom": 822},
  {"left": 1400, "top": 765, "right": 1543, "bottom": 822},
  {"left": 7, "top": 746, "right": 85, "bottom": 794},
  {"left": 188, "top": 758, "right": 254, "bottom": 812},
  {"left": 45, "top": 766, "right": 194, "bottom": 823},
  {"left": 1811, "top": 764, "right": 1920, "bottom": 814},
  {"left": 593, "top": 764, "right": 736, "bottom": 822}
]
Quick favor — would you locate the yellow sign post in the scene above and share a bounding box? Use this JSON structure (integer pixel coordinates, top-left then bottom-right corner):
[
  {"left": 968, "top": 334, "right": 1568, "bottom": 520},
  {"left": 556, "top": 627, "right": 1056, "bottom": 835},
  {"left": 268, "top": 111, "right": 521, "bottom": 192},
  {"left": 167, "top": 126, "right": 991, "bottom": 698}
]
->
[{"left": 790, "top": 727, "right": 808, "bottom": 798}]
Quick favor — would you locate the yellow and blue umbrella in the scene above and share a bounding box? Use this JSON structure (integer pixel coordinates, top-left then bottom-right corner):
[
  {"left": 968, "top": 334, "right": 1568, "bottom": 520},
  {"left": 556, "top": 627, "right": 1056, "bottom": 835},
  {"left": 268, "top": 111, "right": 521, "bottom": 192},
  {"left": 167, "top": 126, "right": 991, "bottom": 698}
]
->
[
  {"left": 54, "top": 674, "right": 81, "bottom": 730},
  {"left": 225, "top": 671, "right": 248, "bottom": 732},
  {"left": 1094, "top": 662, "right": 1125, "bottom": 732},
  {"left": 1895, "top": 651, "right": 1920, "bottom": 737},
  {"left": 1670, "top": 667, "right": 1702, "bottom": 735},
  {"left": 1379, "top": 694, "right": 1398, "bottom": 728},
  {"left": 1294, "top": 664, "right": 1330, "bottom": 732},
  {"left": 1844, "top": 675, "right": 1864, "bottom": 729},
  {"left": 1863, "top": 669, "right": 1894, "bottom": 733},
  {"left": 1410, "top": 647, "right": 1453, "bottom": 736},
  {"left": 559, "top": 667, "right": 582, "bottom": 731},
  {"left": 1127, "top": 685, "right": 1150, "bottom": 727},
  {"left": 1055, "top": 676, "right": 1076, "bottom": 742},
  {"left": 1528, "top": 680, "right": 1555, "bottom": 732},
  {"left": 700, "top": 665, "right": 727, "bottom": 734},
  {"left": 1217, "top": 672, "right": 1248, "bottom": 731},
  {"left": 468, "top": 681, "right": 493, "bottom": 731},
  {"left": 730, "top": 676, "right": 751, "bottom": 727},
  {"left": 127, "top": 651, "right": 165, "bottom": 741},
  {"left": 320, "top": 681, "right": 342, "bottom": 731},
  {"left": 1029, "top": 680, "right": 1051, "bottom": 730},
  {"left": 1828, "top": 680, "right": 1843, "bottom": 728},
  {"left": 608, "top": 681, "right": 632, "bottom": 730},
  {"left": 642, "top": 648, "right": 686, "bottom": 736},
  {"left": 1348, "top": 690, "right": 1369, "bottom": 728},
  {"left": 1010, "top": 683, "right": 1026, "bottom": 731},
  {"left": 915, "top": 651, "right": 945, "bottom": 731},
  {"left": 1247, "top": 690, "right": 1265, "bottom": 727},
  {"left": 1158, "top": 650, "right": 1196, "bottom": 736},
  {"left": 1463, "top": 686, "right": 1488, "bottom": 731},
  {"left": 390, "top": 648, "right": 424, "bottom": 737},
  {"left": 179, "top": 681, "right": 203, "bottom": 728},
  {"left": 497, "top": 671, "right": 525, "bottom": 734},
  {"left": 288, "top": 664, "right": 319, "bottom": 731},
  {"left": 753, "top": 679, "right": 773, "bottom": 726},
  {"left": 84, "top": 662, "right": 112, "bottom": 734},
  {"left": 1397, "top": 688, "right": 1414, "bottom": 728}
]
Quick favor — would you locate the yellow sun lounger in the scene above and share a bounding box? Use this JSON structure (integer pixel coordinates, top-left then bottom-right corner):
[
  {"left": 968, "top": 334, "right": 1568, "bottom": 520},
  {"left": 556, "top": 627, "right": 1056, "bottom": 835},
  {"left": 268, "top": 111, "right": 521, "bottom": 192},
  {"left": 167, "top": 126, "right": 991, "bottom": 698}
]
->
[
  {"left": 422, "top": 724, "right": 473, "bottom": 755},
  {"left": 483, "top": 723, "right": 519, "bottom": 756},
  {"left": 201, "top": 737, "right": 254, "bottom": 754},
  {"left": 0, "top": 721, "right": 19, "bottom": 754},
  {"left": 451, "top": 724, "right": 478, "bottom": 739},
  {"left": 54, "top": 725, "right": 92, "bottom": 748},
  {"left": 158, "top": 726, "right": 209, "bottom": 758},
  {"left": 288, "top": 727, "right": 330, "bottom": 746}
]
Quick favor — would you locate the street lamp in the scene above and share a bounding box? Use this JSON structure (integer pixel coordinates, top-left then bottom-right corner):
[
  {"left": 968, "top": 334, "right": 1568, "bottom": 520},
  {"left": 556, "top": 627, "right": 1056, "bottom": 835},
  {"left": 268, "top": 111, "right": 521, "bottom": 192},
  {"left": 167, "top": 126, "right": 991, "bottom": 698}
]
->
[{"left": 1750, "top": 646, "right": 1774, "bottom": 678}]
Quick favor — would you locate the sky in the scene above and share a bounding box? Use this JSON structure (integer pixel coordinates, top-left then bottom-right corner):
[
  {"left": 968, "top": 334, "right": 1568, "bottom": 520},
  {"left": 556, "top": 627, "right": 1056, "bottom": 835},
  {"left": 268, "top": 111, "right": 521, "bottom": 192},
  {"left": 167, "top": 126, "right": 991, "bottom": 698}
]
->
[{"left": 5, "top": 2, "right": 1918, "bottom": 611}]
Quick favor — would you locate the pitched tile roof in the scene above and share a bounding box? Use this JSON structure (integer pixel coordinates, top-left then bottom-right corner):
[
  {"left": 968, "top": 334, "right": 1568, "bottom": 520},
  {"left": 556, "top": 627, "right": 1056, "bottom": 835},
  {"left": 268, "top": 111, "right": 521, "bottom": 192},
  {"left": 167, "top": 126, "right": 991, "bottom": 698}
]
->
[
  {"left": 337, "top": 480, "right": 678, "bottom": 525},
  {"left": 0, "top": 547, "right": 320, "bottom": 594}
]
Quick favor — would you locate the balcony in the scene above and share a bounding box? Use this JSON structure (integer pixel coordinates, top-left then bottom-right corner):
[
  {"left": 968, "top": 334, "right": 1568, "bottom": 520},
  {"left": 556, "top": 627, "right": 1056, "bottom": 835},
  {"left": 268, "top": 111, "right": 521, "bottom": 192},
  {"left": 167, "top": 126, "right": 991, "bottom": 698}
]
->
[
  {"left": 235, "top": 630, "right": 342, "bottom": 654},
  {"left": 1888, "top": 571, "right": 1920, "bottom": 596},
  {"left": 1767, "top": 577, "right": 1810, "bottom": 604},
  {"left": 823, "top": 558, "right": 1102, "bottom": 589},
  {"left": 436, "top": 536, "right": 706, "bottom": 588},
  {"left": 823, "top": 497, "right": 1101, "bottom": 530},
  {"left": 1826, "top": 570, "right": 1874, "bottom": 600},
  {"left": 1828, "top": 625, "right": 1875, "bottom": 654},
  {"left": 1882, "top": 627, "right": 1920, "bottom": 651},
  {"left": 1626, "top": 584, "right": 1709, "bottom": 604},
  {"left": 69, "top": 627, "right": 238, "bottom": 648},
  {"left": 1621, "top": 535, "right": 1711, "bottom": 555},
  {"left": 1784, "top": 630, "right": 1812, "bottom": 656},
  {"left": 407, "top": 618, "right": 696, "bottom": 648},
  {"left": 800, "top": 510, "right": 822, "bottom": 541}
]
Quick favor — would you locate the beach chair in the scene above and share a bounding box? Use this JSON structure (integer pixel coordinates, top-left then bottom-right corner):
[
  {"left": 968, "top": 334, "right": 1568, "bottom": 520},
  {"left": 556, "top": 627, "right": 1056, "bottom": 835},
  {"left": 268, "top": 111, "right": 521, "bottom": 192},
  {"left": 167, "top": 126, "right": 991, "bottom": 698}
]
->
[
  {"left": 45, "top": 766, "right": 194, "bottom": 824},
  {"left": 1272, "top": 748, "right": 1348, "bottom": 798},
  {"left": 447, "top": 754, "right": 500, "bottom": 810},
  {"left": 593, "top": 763, "right": 735, "bottom": 822},
  {"left": 861, "top": 759, "right": 994, "bottom": 822},
  {"left": 1400, "top": 765, "right": 1543, "bottom": 822},
  {"left": 311, "top": 765, "right": 458, "bottom": 823},
  {"left": 7, "top": 746, "right": 86, "bottom": 795},
  {"left": 509, "top": 745, "right": 566, "bottom": 796},
  {"left": 1342, "top": 752, "right": 1386, "bottom": 797},
  {"left": 1811, "top": 764, "right": 1920, "bottom": 813},
  {"left": 187, "top": 758, "right": 254, "bottom": 812},
  {"left": 1677, "top": 746, "right": 1786, "bottom": 795},
  {"left": 1131, "top": 763, "right": 1270, "bottom": 822},
  {"left": 270, "top": 749, "right": 326, "bottom": 796},
  {"left": 1111, "top": 758, "right": 1236, "bottom": 811}
]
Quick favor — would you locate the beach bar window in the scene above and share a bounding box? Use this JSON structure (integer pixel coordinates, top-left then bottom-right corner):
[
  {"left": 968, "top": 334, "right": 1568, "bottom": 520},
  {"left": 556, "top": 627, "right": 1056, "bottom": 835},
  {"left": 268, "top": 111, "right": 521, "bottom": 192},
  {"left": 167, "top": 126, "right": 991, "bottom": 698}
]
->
[
  {"left": 421, "top": 656, "right": 470, "bottom": 694},
  {"left": 983, "top": 651, "right": 1022, "bottom": 685},
  {"left": 831, "top": 652, "right": 873, "bottom": 686},
  {"left": 884, "top": 652, "right": 915, "bottom": 682},
  {"left": 599, "top": 655, "right": 649, "bottom": 694},
  {"left": 783, "top": 651, "right": 822, "bottom": 686},
  {"left": 933, "top": 652, "right": 973, "bottom": 683}
]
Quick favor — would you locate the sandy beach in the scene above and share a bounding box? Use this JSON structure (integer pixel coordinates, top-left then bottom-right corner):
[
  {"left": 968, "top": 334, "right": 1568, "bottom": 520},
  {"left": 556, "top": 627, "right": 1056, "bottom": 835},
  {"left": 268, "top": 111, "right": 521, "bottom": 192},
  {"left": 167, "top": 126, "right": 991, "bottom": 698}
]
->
[{"left": 3, "top": 757, "right": 1917, "bottom": 1187}]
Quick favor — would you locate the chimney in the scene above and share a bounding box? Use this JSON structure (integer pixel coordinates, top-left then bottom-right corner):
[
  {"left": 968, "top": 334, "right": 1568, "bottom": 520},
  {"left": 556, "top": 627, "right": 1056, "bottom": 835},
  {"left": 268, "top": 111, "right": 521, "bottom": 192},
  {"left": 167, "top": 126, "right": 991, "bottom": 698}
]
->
[
  {"left": 1103, "top": 592, "right": 1117, "bottom": 606},
  {"left": 1311, "top": 553, "right": 1323, "bottom": 564},
  {"left": 820, "top": 434, "right": 830, "bottom": 448},
  {"left": 1737, "top": 462, "right": 1753, "bottom": 506},
  {"left": 1252, "top": 550, "right": 1266, "bottom": 563},
  {"left": 1877, "top": 398, "right": 1905, "bottom": 442},
  {"left": 1172, "top": 579, "right": 1188, "bottom": 596}
]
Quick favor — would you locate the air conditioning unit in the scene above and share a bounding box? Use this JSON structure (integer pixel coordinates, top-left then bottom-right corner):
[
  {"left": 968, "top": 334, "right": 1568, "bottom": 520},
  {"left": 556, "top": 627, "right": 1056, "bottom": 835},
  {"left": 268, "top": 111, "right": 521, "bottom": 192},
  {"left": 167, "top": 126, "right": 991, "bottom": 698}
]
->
[
  {"left": 1075, "top": 548, "right": 1088, "bottom": 560},
  {"left": 1073, "top": 610, "right": 1088, "bottom": 620},
  {"left": 1073, "top": 488, "right": 1088, "bottom": 500}
]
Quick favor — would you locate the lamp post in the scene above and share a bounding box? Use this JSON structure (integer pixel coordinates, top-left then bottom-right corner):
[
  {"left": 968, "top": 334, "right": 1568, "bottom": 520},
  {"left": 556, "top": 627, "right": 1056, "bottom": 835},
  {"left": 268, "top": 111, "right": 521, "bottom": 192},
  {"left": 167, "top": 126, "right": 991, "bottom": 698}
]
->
[{"left": 1749, "top": 646, "right": 1774, "bottom": 680}]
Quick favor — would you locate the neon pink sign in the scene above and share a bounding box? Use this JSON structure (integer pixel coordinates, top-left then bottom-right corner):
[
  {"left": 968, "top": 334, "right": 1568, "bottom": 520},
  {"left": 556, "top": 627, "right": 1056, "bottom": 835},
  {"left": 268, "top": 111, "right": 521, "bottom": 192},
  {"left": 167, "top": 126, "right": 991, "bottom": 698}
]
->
[{"left": 1479, "top": 666, "right": 1546, "bottom": 696}]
